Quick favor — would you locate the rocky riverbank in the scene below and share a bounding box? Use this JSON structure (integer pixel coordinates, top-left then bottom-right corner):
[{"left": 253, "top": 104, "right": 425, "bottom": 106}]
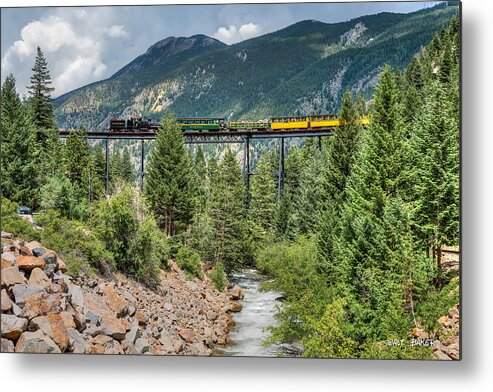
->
[{"left": 1, "top": 231, "right": 243, "bottom": 355}]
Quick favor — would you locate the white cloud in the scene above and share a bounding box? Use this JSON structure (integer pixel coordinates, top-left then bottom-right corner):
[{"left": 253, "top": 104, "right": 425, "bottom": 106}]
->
[
  {"left": 0, "top": 11, "right": 131, "bottom": 97},
  {"left": 213, "top": 22, "right": 261, "bottom": 45},
  {"left": 104, "top": 25, "right": 129, "bottom": 39}
]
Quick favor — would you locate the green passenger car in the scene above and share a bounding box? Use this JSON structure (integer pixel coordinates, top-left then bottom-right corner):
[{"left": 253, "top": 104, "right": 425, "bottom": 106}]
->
[{"left": 176, "top": 118, "right": 225, "bottom": 132}]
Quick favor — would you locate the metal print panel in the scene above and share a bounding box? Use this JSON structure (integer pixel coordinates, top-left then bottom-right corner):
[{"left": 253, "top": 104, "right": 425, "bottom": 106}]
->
[{"left": 0, "top": 1, "right": 461, "bottom": 359}]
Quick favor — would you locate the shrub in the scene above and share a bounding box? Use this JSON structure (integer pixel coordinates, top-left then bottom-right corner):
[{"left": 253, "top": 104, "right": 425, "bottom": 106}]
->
[
  {"left": 176, "top": 245, "right": 202, "bottom": 280},
  {"left": 39, "top": 173, "right": 89, "bottom": 220},
  {"left": 36, "top": 210, "right": 113, "bottom": 277},
  {"left": 1, "top": 198, "right": 40, "bottom": 240},
  {"left": 208, "top": 261, "right": 226, "bottom": 292},
  {"left": 256, "top": 236, "right": 331, "bottom": 344},
  {"left": 131, "top": 214, "right": 169, "bottom": 282},
  {"left": 91, "top": 185, "right": 168, "bottom": 283}
]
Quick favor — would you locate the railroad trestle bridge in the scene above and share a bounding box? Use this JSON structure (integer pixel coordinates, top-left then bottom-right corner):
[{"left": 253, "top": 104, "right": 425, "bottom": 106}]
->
[{"left": 59, "top": 128, "right": 337, "bottom": 208}]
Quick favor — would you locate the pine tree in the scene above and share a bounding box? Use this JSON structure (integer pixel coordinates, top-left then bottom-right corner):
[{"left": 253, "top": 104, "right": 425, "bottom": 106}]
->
[
  {"left": 410, "top": 79, "right": 459, "bottom": 268},
  {"left": 209, "top": 148, "right": 249, "bottom": 270},
  {"left": 249, "top": 153, "right": 277, "bottom": 242},
  {"left": 193, "top": 146, "right": 208, "bottom": 210},
  {"left": 335, "top": 65, "right": 412, "bottom": 342},
  {"left": 120, "top": 146, "right": 134, "bottom": 184},
  {"left": 64, "top": 128, "right": 91, "bottom": 190},
  {"left": 109, "top": 148, "right": 123, "bottom": 191},
  {"left": 92, "top": 144, "right": 107, "bottom": 199},
  {"left": 1, "top": 74, "right": 37, "bottom": 206},
  {"left": 318, "top": 91, "right": 362, "bottom": 279},
  {"left": 27, "top": 47, "right": 55, "bottom": 138},
  {"left": 144, "top": 112, "right": 196, "bottom": 236}
]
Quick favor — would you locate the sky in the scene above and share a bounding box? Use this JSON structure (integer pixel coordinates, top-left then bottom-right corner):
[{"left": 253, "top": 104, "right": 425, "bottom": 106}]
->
[{"left": 1, "top": 1, "right": 443, "bottom": 98}]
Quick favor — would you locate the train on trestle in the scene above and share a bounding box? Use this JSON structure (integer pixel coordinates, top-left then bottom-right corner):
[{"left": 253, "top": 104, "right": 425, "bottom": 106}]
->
[{"left": 108, "top": 114, "right": 370, "bottom": 132}]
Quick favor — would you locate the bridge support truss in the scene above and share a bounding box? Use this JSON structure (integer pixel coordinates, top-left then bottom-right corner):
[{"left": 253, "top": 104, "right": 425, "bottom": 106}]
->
[{"left": 60, "top": 127, "right": 335, "bottom": 203}]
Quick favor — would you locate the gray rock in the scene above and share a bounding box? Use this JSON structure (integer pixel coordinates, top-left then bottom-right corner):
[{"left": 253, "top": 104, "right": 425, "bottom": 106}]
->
[
  {"left": 84, "top": 310, "right": 101, "bottom": 325},
  {"left": 1, "top": 314, "right": 28, "bottom": 341},
  {"left": 32, "top": 247, "right": 46, "bottom": 257},
  {"left": 15, "top": 330, "right": 61, "bottom": 353},
  {"left": 1, "top": 251, "right": 16, "bottom": 265},
  {"left": 134, "top": 337, "right": 150, "bottom": 354},
  {"left": 12, "top": 284, "right": 44, "bottom": 306},
  {"left": 83, "top": 325, "right": 106, "bottom": 337},
  {"left": 123, "top": 291, "right": 137, "bottom": 304},
  {"left": 125, "top": 324, "right": 141, "bottom": 344},
  {"left": 1, "top": 288, "right": 13, "bottom": 312},
  {"left": 1, "top": 266, "right": 26, "bottom": 289},
  {"left": 68, "top": 283, "right": 84, "bottom": 309},
  {"left": 67, "top": 327, "right": 88, "bottom": 354},
  {"left": 11, "top": 303, "right": 22, "bottom": 316},
  {"left": 1, "top": 231, "right": 14, "bottom": 239},
  {"left": 40, "top": 251, "right": 57, "bottom": 264},
  {"left": 28, "top": 268, "right": 51, "bottom": 287},
  {"left": 1, "top": 338, "right": 15, "bottom": 352},
  {"left": 43, "top": 263, "right": 57, "bottom": 278}
]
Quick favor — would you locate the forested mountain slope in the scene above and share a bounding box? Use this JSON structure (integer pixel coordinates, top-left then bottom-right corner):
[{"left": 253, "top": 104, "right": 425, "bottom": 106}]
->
[{"left": 54, "top": 3, "right": 458, "bottom": 130}]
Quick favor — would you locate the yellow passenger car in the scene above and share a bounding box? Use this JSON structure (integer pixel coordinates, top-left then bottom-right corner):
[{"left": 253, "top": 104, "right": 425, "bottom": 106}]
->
[
  {"left": 309, "top": 114, "right": 340, "bottom": 128},
  {"left": 270, "top": 116, "right": 310, "bottom": 130}
]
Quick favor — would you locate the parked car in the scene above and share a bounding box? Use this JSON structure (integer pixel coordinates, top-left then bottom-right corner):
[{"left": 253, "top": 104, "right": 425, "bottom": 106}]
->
[{"left": 17, "top": 205, "right": 32, "bottom": 215}]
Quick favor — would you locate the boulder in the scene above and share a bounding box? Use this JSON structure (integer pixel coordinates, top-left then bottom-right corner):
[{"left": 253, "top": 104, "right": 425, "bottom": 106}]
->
[
  {"left": 230, "top": 302, "right": 243, "bottom": 312},
  {"left": 190, "top": 342, "right": 211, "bottom": 356},
  {"left": 179, "top": 328, "right": 195, "bottom": 343},
  {"left": 16, "top": 255, "right": 46, "bottom": 272},
  {"left": 84, "top": 309, "right": 101, "bottom": 325},
  {"left": 102, "top": 285, "right": 127, "bottom": 317},
  {"left": 1, "top": 338, "right": 15, "bottom": 352},
  {"left": 20, "top": 292, "right": 63, "bottom": 320},
  {"left": 67, "top": 328, "right": 89, "bottom": 354},
  {"left": 1, "top": 231, "right": 14, "bottom": 239},
  {"left": 28, "top": 268, "right": 51, "bottom": 287},
  {"left": 39, "top": 250, "right": 57, "bottom": 264},
  {"left": 159, "top": 335, "right": 175, "bottom": 353},
  {"left": 125, "top": 324, "right": 141, "bottom": 344},
  {"left": 15, "top": 330, "right": 61, "bottom": 353},
  {"left": 134, "top": 337, "right": 150, "bottom": 354},
  {"left": 83, "top": 325, "right": 106, "bottom": 337},
  {"left": 1, "top": 252, "right": 16, "bottom": 269},
  {"left": 1, "top": 266, "right": 26, "bottom": 288},
  {"left": 56, "top": 256, "right": 68, "bottom": 273},
  {"left": 1, "top": 288, "right": 14, "bottom": 312},
  {"left": 83, "top": 292, "right": 128, "bottom": 340},
  {"left": 19, "top": 241, "right": 43, "bottom": 257},
  {"left": 1, "top": 314, "right": 28, "bottom": 341},
  {"left": 231, "top": 285, "right": 244, "bottom": 300},
  {"left": 12, "top": 284, "right": 45, "bottom": 306},
  {"left": 43, "top": 264, "right": 57, "bottom": 278},
  {"left": 68, "top": 283, "right": 84, "bottom": 309},
  {"left": 30, "top": 313, "right": 70, "bottom": 352},
  {"left": 134, "top": 310, "right": 147, "bottom": 326},
  {"left": 434, "top": 350, "right": 452, "bottom": 360}
]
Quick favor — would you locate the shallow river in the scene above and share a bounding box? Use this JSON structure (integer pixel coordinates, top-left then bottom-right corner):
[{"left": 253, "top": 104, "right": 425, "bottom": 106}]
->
[{"left": 216, "top": 268, "right": 302, "bottom": 357}]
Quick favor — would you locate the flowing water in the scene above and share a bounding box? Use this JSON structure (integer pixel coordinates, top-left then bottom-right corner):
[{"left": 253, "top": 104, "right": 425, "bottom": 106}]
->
[{"left": 216, "top": 268, "right": 302, "bottom": 357}]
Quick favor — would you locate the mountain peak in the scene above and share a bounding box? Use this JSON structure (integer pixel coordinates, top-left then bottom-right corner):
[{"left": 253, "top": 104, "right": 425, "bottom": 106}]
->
[{"left": 145, "top": 34, "right": 222, "bottom": 57}]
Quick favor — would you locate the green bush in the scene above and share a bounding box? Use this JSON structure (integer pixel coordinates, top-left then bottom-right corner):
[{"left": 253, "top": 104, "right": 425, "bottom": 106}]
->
[
  {"left": 1, "top": 198, "right": 40, "bottom": 240},
  {"left": 91, "top": 185, "right": 168, "bottom": 283},
  {"left": 36, "top": 210, "right": 113, "bottom": 277},
  {"left": 176, "top": 245, "right": 202, "bottom": 280},
  {"left": 208, "top": 261, "right": 226, "bottom": 292},
  {"left": 39, "top": 173, "right": 89, "bottom": 220},
  {"left": 256, "top": 236, "right": 331, "bottom": 344},
  {"left": 131, "top": 214, "right": 169, "bottom": 282}
]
